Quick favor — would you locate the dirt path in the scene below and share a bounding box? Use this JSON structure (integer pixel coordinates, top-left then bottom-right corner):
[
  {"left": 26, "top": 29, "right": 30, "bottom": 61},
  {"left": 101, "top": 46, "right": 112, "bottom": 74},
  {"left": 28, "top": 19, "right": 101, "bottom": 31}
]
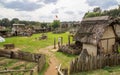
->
[{"left": 39, "top": 46, "right": 59, "bottom": 75}]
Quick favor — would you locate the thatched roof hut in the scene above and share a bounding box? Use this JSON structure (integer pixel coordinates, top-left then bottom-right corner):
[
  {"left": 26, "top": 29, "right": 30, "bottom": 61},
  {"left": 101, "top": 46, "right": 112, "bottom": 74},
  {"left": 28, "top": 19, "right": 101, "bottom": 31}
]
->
[{"left": 74, "top": 16, "right": 120, "bottom": 56}]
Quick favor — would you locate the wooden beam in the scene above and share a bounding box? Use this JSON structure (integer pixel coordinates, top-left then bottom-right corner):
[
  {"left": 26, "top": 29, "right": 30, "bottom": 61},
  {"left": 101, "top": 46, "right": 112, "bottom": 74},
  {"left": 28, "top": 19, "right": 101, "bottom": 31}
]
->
[
  {"left": 68, "top": 35, "right": 70, "bottom": 46},
  {"left": 54, "top": 38, "right": 56, "bottom": 49},
  {"left": 57, "top": 64, "right": 64, "bottom": 75},
  {"left": 100, "top": 37, "right": 115, "bottom": 40},
  {"left": 0, "top": 69, "right": 33, "bottom": 73},
  {"left": 107, "top": 39, "right": 109, "bottom": 53}
]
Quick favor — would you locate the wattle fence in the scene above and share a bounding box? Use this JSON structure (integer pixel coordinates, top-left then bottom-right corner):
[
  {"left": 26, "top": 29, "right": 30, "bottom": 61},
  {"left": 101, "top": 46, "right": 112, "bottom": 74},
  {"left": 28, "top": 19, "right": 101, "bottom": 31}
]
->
[
  {"left": 70, "top": 53, "right": 120, "bottom": 74},
  {"left": 0, "top": 49, "right": 46, "bottom": 75}
]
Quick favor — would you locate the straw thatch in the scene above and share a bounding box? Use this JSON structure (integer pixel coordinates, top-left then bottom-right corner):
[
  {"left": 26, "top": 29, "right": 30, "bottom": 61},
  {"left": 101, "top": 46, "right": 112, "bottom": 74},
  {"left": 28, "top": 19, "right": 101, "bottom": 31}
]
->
[{"left": 74, "top": 16, "right": 119, "bottom": 45}]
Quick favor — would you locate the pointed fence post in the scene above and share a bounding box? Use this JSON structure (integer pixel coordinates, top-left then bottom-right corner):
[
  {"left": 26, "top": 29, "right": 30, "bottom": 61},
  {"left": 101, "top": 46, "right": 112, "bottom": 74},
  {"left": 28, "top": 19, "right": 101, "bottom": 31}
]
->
[
  {"left": 54, "top": 37, "right": 56, "bottom": 49},
  {"left": 61, "top": 37, "right": 63, "bottom": 46},
  {"left": 68, "top": 35, "right": 70, "bottom": 46},
  {"left": 58, "top": 37, "right": 61, "bottom": 48}
]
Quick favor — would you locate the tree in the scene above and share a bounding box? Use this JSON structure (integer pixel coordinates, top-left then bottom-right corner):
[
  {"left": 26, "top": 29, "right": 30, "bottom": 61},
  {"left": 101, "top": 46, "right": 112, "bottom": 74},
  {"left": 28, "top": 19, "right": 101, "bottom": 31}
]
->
[
  {"left": 11, "top": 18, "right": 19, "bottom": 25},
  {"left": 41, "top": 22, "right": 48, "bottom": 28},
  {"left": 52, "top": 20, "right": 60, "bottom": 29},
  {"left": 84, "top": 12, "right": 102, "bottom": 18},
  {"left": 93, "top": 7, "right": 101, "bottom": 13},
  {"left": 119, "top": 5, "right": 120, "bottom": 9},
  {"left": 1, "top": 18, "right": 10, "bottom": 27},
  {"left": 19, "top": 20, "right": 29, "bottom": 25},
  {"left": 0, "top": 20, "right": 2, "bottom": 26}
]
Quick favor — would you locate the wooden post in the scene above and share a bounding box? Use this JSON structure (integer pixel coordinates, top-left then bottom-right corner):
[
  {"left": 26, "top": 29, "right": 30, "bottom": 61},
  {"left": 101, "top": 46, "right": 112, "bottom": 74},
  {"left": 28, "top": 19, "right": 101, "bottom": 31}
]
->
[
  {"left": 58, "top": 37, "right": 61, "bottom": 48},
  {"left": 37, "top": 56, "right": 40, "bottom": 72},
  {"left": 68, "top": 35, "right": 70, "bottom": 46},
  {"left": 30, "top": 70, "right": 33, "bottom": 75},
  {"left": 54, "top": 38, "right": 56, "bottom": 49},
  {"left": 61, "top": 37, "right": 63, "bottom": 46},
  {"left": 11, "top": 73, "right": 13, "bottom": 75},
  {"left": 107, "top": 39, "right": 109, "bottom": 54}
]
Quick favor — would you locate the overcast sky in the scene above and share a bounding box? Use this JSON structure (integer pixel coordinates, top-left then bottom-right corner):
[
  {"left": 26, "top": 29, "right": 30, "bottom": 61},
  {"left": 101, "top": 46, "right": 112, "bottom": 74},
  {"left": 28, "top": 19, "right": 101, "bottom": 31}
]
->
[{"left": 0, "top": 0, "right": 119, "bottom": 22}]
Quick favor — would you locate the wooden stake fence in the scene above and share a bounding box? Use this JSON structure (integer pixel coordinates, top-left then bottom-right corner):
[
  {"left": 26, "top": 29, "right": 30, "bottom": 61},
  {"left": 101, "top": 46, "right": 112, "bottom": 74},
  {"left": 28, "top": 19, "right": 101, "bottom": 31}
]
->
[{"left": 70, "top": 53, "right": 120, "bottom": 74}]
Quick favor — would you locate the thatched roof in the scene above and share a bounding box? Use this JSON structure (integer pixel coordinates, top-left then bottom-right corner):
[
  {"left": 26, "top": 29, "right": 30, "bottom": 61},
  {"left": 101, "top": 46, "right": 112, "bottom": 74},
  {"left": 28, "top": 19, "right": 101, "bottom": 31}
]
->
[
  {"left": 13, "top": 24, "right": 25, "bottom": 26},
  {"left": 74, "top": 16, "right": 119, "bottom": 45},
  {"left": 82, "top": 16, "right": 109, "bottom": 21}
]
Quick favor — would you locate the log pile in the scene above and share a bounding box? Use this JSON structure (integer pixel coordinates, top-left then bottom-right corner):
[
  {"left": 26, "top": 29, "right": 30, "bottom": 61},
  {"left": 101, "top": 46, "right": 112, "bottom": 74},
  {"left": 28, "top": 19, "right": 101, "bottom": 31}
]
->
[
  {"left": 58, "top": 44, "right": 82, "bottom": 55},
  {"left": 39, "top": 33, "right": 47, "bottom": 40},
  {"left": 3, "top": 43, "right": 15, "bottom": 49}
]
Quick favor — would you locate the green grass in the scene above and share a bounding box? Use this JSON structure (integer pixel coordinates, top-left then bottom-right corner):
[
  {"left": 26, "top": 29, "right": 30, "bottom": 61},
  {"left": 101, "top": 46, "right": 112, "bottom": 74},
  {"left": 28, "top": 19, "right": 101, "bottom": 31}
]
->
[
  {"left": 0, "top": 32, "right": 74, "bottom": 75},
  {"left": 39, "top": 61, "right": 49, "bottom": 75},
  {"left": 55, "top": 52, "right": 77, "bottom": 68},
  {"left": 39, "top": 56, "right": 49, "bottom": 75},
  {"left": 1, "top": 32, "right": 120, "bottom": 75},
  {"left": 2, "top": 59, "right": 18, "bottom": 67},
  {"left": 0, "top": 32, "right": 70, "bottom": 52}
]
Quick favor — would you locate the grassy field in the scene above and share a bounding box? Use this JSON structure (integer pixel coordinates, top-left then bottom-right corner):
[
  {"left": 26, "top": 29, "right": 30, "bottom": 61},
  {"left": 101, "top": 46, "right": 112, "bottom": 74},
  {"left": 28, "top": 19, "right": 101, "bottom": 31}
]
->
[
  {"left": 55, "top": 52, "right": 77, "bottom": 68},
  {"left": 1, "top": 32, "right": 120, "bottom": 75},
  {"left": 0, "top": 32, "right": 70, "bottom": 52},
  {"left": 0, "top": 32, "right": 75, "bottom": 75}
]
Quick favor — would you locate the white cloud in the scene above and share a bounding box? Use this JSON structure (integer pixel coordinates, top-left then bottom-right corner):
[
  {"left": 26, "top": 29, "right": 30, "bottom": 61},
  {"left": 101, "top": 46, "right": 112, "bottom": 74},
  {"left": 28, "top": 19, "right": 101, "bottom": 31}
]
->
[
  {"left": 86, "top": 0, "right": 118, "bottom": 9},
  {"left": 0, "top": 0, "right": 119, "bottom": 22}
]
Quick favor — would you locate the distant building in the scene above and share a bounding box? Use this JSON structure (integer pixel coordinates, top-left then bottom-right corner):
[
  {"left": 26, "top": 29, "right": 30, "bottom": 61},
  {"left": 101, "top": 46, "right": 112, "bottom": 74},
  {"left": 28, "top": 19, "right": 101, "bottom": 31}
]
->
[{"left": 12, "top": 24, "right": 25, "bottom": 36}]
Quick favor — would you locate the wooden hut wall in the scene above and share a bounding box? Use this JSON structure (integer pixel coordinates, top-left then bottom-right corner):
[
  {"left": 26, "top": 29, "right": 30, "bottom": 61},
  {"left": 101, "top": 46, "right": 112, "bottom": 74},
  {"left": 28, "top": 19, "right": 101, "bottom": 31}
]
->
[
  {"left": 101, "top": 26, "right": 115, "bottom": 54},
  {"left": 114, "top": 24, "right": 120, "bottom": 37},
  {"left": 83, "top": 44, "right": 97, "bottom": 56}
]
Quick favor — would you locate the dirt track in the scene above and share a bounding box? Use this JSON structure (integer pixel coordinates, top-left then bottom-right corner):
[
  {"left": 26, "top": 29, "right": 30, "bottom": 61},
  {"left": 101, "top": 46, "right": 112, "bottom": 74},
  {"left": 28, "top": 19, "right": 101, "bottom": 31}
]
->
[{"left": 39, "top": 46, "right": 59, "bottom": 75}]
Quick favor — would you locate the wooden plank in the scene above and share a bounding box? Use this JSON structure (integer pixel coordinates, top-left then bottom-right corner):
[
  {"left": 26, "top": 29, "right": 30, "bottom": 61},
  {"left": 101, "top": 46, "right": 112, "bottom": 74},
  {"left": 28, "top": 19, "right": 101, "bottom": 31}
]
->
[
  {"left": 57, "top": 64, "right": 64, "bottom": 75},
  {"left": 0, "top": 69, "right": 33, "bottom": 73},
  {"left": 100, "top": 37, "right": 115, "bottom": 40}
]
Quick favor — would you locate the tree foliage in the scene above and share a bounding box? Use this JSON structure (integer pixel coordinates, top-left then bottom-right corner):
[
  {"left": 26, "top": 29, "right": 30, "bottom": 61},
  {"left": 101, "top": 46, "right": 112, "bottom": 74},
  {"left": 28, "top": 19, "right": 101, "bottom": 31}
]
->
[
  {"left": 1, "top": 18, "right": 10, "bottom": 27},
  {"left": 52, "top": 20, "right": 60, "bottom": 29},
  {"left": 41, "top": 22, "right": 48, "bottom": 28},
  {"left": 0, "top": 18, "right": 44, "bottom": 28},
  {"left": 93, "top": 7, "right": 102, "bottom": 13},
  {"left": 84, "top": 12, "right": 103, "bottom": 18},
  {"left": 11, "top": 18, "right": 19, "bottom": 25},
  {"left": 84, "top": 5, "right": 120, "bottom": 18}
]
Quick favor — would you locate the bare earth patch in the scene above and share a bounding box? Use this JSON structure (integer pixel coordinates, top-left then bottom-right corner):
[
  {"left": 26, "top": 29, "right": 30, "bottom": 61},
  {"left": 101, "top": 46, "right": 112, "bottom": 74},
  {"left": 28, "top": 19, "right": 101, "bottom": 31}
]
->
[{"left": 39, "top": 46, "right": 59, "bottom": 75}]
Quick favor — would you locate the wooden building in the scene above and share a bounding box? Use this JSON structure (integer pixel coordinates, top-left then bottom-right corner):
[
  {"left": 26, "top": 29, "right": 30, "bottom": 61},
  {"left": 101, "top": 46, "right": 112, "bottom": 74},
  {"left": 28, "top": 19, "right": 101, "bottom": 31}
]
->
[
  {"left": 74, "top": 16, "right": 120, "bottom": 56},
  {"left": 0, "top": 26, "right": 11, "bottom": 37},
  {"left": 12, "top": 24, "right": 25, "bottom": 36}
]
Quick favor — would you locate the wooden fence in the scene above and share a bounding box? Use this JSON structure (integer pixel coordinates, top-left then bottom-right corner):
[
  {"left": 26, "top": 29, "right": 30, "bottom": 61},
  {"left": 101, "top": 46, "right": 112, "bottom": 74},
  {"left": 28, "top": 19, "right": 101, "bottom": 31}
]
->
[
  {"left": 0, "top": 69, "right": 34, "bottom": 75},
  {"left": 70, "top": 53, "right": 120, "bottom": 74},
  {"left": 57, "top": 64, "right": 64, "bottom": 75},
  {"left": 0, "top": 65, "right": 39, "bottom": 75},
  {"left": 0, "top": 49, "right": 46, "bottom": 75}
]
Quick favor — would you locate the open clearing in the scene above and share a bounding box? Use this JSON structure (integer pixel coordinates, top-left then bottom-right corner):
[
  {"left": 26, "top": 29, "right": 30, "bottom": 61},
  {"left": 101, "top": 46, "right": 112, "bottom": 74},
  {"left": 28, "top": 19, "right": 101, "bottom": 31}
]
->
[{"left": 0, "top": 32, "right": 120, "bottom": 75}]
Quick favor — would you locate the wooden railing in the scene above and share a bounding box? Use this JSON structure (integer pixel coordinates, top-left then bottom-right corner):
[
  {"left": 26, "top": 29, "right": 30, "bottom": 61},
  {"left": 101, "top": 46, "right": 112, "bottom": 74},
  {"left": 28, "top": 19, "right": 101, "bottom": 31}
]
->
[{"left": 57, "top": 64, "right": 64, "bottom": 75}]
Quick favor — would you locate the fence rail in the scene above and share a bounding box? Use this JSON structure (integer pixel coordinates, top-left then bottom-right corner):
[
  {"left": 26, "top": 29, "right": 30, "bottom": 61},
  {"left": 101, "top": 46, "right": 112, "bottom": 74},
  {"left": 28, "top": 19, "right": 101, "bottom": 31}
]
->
[
  {"left": 57, "top": 64, "right": 64, "bottom": 75},
  {"left": 0, "top": 69, "right": 33, "bottom": 73}
]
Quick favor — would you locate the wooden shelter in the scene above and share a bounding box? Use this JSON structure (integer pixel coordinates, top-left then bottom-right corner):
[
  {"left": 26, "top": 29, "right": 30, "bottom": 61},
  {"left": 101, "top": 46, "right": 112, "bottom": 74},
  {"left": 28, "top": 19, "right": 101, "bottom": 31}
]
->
[
  {"left": 12, "top": 24, "right": 33, "bottom": 36},
  {"left": 12, "top": 24, "right": 25, "bottom": 36},
  {"left": 74, "top": 16, "right": 120, "bottom": 56}
]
